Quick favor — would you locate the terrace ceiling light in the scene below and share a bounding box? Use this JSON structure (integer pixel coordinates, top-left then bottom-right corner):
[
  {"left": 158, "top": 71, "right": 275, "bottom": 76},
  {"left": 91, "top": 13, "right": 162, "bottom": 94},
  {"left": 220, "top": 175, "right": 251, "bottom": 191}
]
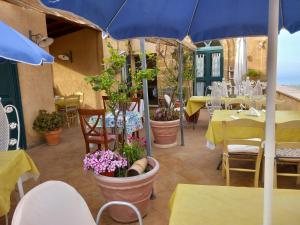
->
[{"left": 29, "top": 30, "right": 54, "bottom": 48}]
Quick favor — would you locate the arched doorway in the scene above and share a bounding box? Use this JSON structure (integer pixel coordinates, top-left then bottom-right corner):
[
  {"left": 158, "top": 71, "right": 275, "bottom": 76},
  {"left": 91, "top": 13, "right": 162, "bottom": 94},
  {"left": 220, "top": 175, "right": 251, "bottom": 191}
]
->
[{"left": 194, "top": 41, "right": 224, "bottom": 95}]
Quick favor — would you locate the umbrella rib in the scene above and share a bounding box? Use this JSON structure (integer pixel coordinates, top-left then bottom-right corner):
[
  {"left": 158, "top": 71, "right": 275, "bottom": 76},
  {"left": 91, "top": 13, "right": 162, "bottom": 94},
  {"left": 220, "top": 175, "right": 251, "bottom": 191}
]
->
[
  {"left": 186, "top": 0, "right": 200, "bottom": 38},
  {"left": 106, "top": 0, "right": 128, "bottom": 31}
]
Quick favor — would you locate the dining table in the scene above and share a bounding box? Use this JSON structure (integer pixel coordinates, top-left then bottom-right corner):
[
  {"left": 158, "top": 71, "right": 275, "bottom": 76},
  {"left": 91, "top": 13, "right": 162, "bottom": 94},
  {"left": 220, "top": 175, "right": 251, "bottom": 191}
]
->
[
  {"left": 89, "top": 110, "right": 143, "bottom": 135},
  {"left": 185, "top": 95, "right": 269, "bottom": 117},
  {"left": 0, "top": 150, "right": 39, "bottom": 216},
  {"left": 205, "top": 110, "right": 300, "bottom": 149},
  {"left": 169, "top": 184, "right": 300, "bottom": 225}
]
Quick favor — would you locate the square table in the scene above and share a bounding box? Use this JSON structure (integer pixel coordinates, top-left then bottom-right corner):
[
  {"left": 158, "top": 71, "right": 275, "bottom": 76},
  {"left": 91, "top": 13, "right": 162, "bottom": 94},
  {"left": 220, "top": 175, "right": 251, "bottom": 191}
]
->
[
  {"left": 0, "top": 150, "right": 39, "bottom": 216},
  {"left": 205, "top": 110, "right": 300, "bottom": 148},
  {"left": 169, "top": 184, "right": 300, "bottom": 225}
]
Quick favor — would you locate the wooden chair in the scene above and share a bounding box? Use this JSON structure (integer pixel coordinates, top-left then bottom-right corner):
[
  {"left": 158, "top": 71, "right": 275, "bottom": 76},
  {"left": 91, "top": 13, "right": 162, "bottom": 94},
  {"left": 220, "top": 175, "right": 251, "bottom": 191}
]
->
[
  {"left": 222, "top": 119, "right": 265, "bottom": 187},
  {"left": 78, "top": 109, "right": 116, "bottom": 153},
  {"left": 274, "top": 121, "right": 300, "bottom": 188},
  {"left": 58, "top": 95, "right": 80, "bottom": 128}
]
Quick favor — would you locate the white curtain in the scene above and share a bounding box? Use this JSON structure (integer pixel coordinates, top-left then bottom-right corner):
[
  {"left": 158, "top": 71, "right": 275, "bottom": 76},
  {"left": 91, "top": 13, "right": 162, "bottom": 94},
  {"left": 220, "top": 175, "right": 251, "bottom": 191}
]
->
[
  {"left": 234, "top": 37, "right": 247, "bottom": 85},
  {"left": 196, "top": 54, "right": 204, "bottom": 78},
  {"left": 211, "top": 53, "right": 221, "bottom": 77}
]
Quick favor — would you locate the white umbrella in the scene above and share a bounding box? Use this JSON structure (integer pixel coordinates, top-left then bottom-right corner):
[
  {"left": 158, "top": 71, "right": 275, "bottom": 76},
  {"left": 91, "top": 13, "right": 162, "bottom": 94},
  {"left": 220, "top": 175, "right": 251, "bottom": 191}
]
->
[{"left": 233, "top": 37, "right": 247, "bottom": 85}]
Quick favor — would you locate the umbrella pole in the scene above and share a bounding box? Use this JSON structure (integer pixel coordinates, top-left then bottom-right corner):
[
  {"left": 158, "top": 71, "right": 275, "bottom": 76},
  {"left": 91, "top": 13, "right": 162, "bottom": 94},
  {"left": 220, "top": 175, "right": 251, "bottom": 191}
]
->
[
  {"left": 178, "top": 43, "right": 184, "bottom": 146},
  {"left": 263, "top": 0, "right": 279, "bottom": 225},
  {"left": 140, "top": 38, "right": 152, "bottom": 156}
]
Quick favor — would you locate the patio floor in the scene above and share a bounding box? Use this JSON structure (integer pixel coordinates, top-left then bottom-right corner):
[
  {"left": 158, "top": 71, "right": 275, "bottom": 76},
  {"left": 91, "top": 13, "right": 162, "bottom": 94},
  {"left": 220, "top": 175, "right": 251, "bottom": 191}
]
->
[{"left": 5, "top": 110, "right": 300, "bottom": 225}]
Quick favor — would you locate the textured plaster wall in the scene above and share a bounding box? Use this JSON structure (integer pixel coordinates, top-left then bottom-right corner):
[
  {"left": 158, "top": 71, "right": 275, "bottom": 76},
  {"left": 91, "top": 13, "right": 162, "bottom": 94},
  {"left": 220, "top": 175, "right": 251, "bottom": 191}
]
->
[
  {"left": 0, "top": 1, "right": 55, "bottom": 147},
  {"left": 50, "top": 29, "right": 104, "bottom": 109}
]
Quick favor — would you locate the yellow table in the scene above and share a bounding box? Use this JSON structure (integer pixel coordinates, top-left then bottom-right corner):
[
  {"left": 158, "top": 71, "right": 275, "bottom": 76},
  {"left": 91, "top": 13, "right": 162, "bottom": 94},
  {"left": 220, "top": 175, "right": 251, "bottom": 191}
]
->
[
  {"left": 205, "top": 110, "right": 300, "bottom": 145},
  {"left": 169, "top": 184, "right": 300, "bottom": 225},
  {"left": 186, "top": 96, "right": 268, "bottom": 117},
  {"left": 0, "top": 150, "right": 39, "bottom": 216}
]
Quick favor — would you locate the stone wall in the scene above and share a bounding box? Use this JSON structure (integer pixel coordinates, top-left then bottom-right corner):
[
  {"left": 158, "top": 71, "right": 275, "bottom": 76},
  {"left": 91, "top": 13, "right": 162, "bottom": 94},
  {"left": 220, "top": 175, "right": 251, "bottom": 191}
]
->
[
  {"left": 50, "top": 28, "right": 104, "bottom": 109},
  {"left": 0, "top": 1, "right": 55, "bottom": 147},
  {"left": 276, "top": 86, "right": 300, "bottom": 110}
]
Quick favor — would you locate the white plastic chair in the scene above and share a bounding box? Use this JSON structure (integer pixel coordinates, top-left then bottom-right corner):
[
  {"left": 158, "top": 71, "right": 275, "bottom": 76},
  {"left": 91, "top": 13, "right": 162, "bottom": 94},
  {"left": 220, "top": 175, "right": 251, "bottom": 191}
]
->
[
  {"left": 0, "top": 98, "right": 23, "bottom": 225},
  {"left": 12, "top": 181, "right": 143, "bottom": 225},
  {"left": 206, "top": 83, "right": 222, "bottom": 119}
]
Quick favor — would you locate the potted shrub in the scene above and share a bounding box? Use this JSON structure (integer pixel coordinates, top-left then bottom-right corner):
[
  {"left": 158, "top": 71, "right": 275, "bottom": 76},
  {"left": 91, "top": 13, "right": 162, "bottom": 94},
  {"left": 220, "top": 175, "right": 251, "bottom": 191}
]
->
[
  {"left": 33, "top": 110, "right": 63, "bottom": 145},
  {"left": 84, "top": 43, "right": 159, "bottom": 223},
  {"left": 83, "top": 136, "right": 159, "bottom": 223},
  {"left": 150, "top": 41, "right": 194, "bottom": 148},
  {"left": 244, "top": 69, "right": 263, "bottom": 81}
]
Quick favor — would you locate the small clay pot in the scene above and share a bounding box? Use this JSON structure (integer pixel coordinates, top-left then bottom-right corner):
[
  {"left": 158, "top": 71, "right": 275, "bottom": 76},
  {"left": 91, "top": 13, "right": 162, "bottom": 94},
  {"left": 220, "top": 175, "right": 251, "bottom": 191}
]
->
[
  {"left": 44, "top": 128, "right": 62, "bottom": 145},
  {"left": 127, "top": 158, "right": 148, "bottom": 176},
  {"left": 150, "top": 119, "right": 180, "bottom": 148}
]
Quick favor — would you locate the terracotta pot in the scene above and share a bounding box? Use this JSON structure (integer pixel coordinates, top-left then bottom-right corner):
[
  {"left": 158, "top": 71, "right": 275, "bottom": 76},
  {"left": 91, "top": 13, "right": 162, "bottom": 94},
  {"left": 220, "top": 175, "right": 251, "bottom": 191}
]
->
[
  {"left": 44, "top": 128, "right": 62, "bottom": 146},
  {"left": 94, "top": 157, "right": 159, "bottom": 223},
  {"left": 150, "top": 119, "right": 180, "bottom": 148}
]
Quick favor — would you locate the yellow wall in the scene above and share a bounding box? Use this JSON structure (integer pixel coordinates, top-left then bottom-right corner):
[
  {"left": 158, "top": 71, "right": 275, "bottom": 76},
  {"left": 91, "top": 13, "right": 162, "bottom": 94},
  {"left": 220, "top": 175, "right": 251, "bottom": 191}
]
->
[
  {"left": 0, "top": 1, "right": 55, "bottom": 147},
  {"left": 50, "top": 29, "right": 104, "bottom": 109}
]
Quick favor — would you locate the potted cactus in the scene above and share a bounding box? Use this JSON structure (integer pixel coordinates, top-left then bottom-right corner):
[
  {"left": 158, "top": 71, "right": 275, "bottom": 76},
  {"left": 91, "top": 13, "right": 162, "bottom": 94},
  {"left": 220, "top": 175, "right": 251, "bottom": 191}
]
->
[{"left": 33, "top": 110, "right": 63, "bottom": 145}]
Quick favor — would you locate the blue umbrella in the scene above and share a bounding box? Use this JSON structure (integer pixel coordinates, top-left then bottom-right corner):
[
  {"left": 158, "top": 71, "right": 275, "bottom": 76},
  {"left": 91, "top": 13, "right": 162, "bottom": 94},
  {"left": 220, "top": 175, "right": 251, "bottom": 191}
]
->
[
  {"left": 0, "top": 21, "right": 54, "bottom": 65},
  {"left": 41, "top": 0, "right": 300, "bottom": 42},
  {"left": 40, "top": 1, "right": 300, "bottom": 225}
]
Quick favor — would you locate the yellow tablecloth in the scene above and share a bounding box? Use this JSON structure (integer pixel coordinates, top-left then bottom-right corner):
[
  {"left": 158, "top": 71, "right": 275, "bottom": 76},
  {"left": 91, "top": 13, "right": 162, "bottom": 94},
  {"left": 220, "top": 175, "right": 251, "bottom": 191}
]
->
[
  {"left": 0, "top": 150, "right": 39, "bottom": 216},
  {"left": 169, "top": 184, "right": 300, "bottom": 225},
  {"left": 186, "top": 96, "right": 268, "bottom": 117},
  {"left": 205, "top": 110, "right": 300, "bottom": 145}
]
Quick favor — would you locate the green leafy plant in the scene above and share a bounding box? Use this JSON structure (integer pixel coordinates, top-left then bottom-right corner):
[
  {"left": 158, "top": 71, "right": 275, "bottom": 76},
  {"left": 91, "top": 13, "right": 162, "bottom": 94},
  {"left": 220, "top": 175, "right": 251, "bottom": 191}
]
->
[
  {"left": 245, "top": 69, "right": 263, "bottom": 80},
  {"left": 85, "top": 42, "right": 157, "bottom": 148},
  {"left": 33, "top": 110, "right": 63, "bottom": 133},
  {"left": 155, "top": 42, "right": 194, "bottom": 121},
  {"left": 121, "top": 136, "right": 146, "bottom": 166}
]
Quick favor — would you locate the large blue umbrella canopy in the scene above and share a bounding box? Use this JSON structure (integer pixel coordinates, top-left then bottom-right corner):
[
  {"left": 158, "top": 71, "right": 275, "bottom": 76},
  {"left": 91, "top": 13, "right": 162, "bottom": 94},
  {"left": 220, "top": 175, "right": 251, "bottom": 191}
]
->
[
  {"left": 41, "top": 0, "right": 300, "bottom": 42},
  {"left": 0, "top": 21, "right": 54, "bottom": 65}
]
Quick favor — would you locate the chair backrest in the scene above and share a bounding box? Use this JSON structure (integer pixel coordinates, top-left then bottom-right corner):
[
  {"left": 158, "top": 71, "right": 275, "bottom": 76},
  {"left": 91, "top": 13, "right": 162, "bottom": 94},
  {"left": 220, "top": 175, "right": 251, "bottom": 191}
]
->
[
  {"left": 275, "top": 120, "right": 300, "bottom": 149},
  {"left": 0, "top": 99, "right": 20, "bottom": 150},
  {"left": 64, "top": 95, "right": 80, "bottom": 108},
  {"left": 78, "top": 108, "right": 109, "bottom": 149},
  {"left": 223, "top": 119, "right": 265, "bottom": 153},
  {"left": 102, "top": 95, "right": 110, "bottom": 111},
  {"left": 11, "top": 181, "right": 96, "bottom": 225},
  {"left": 74, "top": 91, "right": 84, "bottom": 105}
]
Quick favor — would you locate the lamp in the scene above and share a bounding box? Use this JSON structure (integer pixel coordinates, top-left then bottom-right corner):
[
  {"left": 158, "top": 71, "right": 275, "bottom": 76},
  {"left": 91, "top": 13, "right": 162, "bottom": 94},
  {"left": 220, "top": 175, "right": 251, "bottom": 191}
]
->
[
  {"left": 29, "top": 30, "right": 54, "bottom": 48},
  {"left": 57, "top": 51, "right": 73, "bottom": 63}
]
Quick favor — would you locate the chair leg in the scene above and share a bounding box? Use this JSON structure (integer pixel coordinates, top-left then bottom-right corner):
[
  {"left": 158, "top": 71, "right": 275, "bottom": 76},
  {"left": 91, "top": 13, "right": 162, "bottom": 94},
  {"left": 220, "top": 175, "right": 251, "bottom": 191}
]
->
[
  {"left": 273, "top": 161, "right": 278, "bottom": 188},
  {"left": 297, "top": 163, "right": 300, "bottom": 185},
  {"left": 17, "top": 178, "right": 24, "bottom": 199},
  {"left": 254, "top": 151, "right": 263, "bottom": 187},
  {"left": 5, "top": 214, "right": 8, "bottom": 225},
  {"left": 85, "top": 142, "right": 90, "bottom": 154},
  {"left": 221, "top": 154, "right": 226, "bottom": 178},
  {"left": 225, "top": 155, "right": 230, "bottom": 186}
]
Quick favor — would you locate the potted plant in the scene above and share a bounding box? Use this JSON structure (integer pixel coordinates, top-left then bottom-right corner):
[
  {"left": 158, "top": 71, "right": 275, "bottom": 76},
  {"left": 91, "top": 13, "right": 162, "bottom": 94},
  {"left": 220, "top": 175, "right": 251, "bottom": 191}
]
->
[
  {"left": 84, "top": 43, "right": 159, "bottom": 223},
  {"left": 33, "top": 110, "right": 63, "bottom": 145},
  {"left": 244, "top": 69, "right": 263, "bottom": 81},
  {"left": 83, "top": 136, "right": 159, "bottom": 223},
  {"left": 150, "top": 42, "right": 193, "bottom": 148}
]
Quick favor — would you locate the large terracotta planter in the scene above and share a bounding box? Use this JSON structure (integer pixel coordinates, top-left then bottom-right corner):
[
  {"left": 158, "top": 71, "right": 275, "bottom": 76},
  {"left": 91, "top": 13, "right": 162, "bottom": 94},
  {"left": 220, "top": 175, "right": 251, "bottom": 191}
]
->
[
  {"left": 94, "top": 157, "right": 159, "bottom": 223},
  {"left": 44, "top": 128, "right": 62, "bottom": 145},
  {"left": 150, "top": 119, "right": 180, "bottom": 148}
]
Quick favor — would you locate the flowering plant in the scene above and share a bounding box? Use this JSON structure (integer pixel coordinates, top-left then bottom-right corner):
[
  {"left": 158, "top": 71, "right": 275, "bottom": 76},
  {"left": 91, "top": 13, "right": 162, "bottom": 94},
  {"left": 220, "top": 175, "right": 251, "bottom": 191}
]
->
[{"left": 83, "top": 150, "right": 127, "bottom": 176}]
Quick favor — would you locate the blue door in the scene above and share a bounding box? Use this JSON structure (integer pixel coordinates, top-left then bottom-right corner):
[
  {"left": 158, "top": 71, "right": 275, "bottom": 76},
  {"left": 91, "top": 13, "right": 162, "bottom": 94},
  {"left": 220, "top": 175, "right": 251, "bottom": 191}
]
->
[{"left": 194, "top": 44, "right": 224, "bottom": 96}]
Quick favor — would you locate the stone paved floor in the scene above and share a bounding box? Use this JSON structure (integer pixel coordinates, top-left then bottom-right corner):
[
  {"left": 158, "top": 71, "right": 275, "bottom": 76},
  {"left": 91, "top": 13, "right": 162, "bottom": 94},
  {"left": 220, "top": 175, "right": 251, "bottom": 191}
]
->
[{"left": 3, "top": 111, "right": 299, "bottom": 225}]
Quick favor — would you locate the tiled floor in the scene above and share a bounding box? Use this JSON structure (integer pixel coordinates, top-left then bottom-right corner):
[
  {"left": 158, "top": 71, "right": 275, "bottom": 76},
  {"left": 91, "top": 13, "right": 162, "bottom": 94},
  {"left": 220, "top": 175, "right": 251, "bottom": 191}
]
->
[{"left": 3, "top": 111, "right": 300, "bottom": 225}]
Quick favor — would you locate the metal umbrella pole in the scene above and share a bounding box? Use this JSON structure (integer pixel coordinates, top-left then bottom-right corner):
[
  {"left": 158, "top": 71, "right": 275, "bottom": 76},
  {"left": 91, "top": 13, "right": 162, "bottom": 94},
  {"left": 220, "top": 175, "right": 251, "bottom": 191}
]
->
[
  {"left": 263, "top": 0, "right": 279, "bottom": 224},
  {"left": 178, "top": 42, "right": 184, "bottom": 146},
  {"left": 140, "top": 38, "right": 152, "bottom": 156}
]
